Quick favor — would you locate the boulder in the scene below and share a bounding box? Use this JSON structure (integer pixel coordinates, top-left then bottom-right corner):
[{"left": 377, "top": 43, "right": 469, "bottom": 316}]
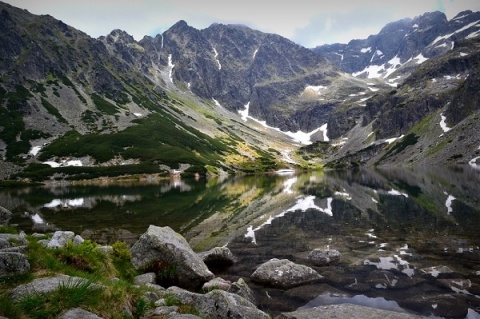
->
[
  {"left": 134, "top": 272, "right": 156, "bottom": 285},
  {"left": 165, "top": 286, "right": 270, "bottom": 319},
  {"left": 47, "top": 231, "right": 75, "bottom": 248},
  {"left": 276, "top": 303, "right": 425, "bottom": 319},
  {"left": 307, "top": 248, "right": 341, "bottom": 266},
  {"left": 202, "top": 277, "right": 232, "bottom": 292},
  {"left": 58, "top": 308, "right": 105, "bottom": 319},
  {"left": 228, "top": 278, "right": 256, "bottom": 304},
  {"left": 400, "top": 293, "right": 468, "bottom": 318},
  {"left": 251, "top": 258, "right": 322, "bottom": 289},
  {"left": 10, "top": 275, "right": 102, "bottom": 300},
  {"left": 198, "top": 246, "right": 235, "bottom": 267},
  {"left": 0, "top": 206, "right": 12, "bottom": 225},
  {"left": 130, "top": 225, "right": 214, "bottom": 290},
  {"left": 0, "top": 252, "right": 30, "bottom": 278}
]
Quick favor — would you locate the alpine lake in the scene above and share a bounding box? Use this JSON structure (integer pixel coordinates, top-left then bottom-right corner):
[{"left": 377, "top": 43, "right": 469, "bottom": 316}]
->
[{"left": 2, "top": 166, "right": 480, "bottom": 319}]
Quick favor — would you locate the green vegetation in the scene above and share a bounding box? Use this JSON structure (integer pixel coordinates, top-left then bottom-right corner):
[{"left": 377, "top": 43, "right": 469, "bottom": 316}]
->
[
  {"left": 91, "top": 93, "right": 119, "bottom": 115},
  {"left": 0, "top": 234, "right": 157, "bottom": 319},
  {"left": 378, "top": 133, "right": 419, "bottom": 163},
  {"left": 41, "top": 98, "right": 68, "bottom": 123}
]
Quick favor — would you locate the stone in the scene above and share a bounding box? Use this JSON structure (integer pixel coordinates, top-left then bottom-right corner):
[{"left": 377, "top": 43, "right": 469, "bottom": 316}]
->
[
  {"left": 400, "top": 293, "right": 468, "bottom": 318},
  {"left": 251, "top": 258, "right": 322, "bottom": 289},
  {"left": 134, "top": 272, "right": 156, "bottom": 285},
  {"left": 58, "top": 307, "right": 105, "bottom": 319},
  {"left": 73, "top": 234, "right": 84, "bottom": 245},
  {"left": 47, "top": 231, "right": 75, "bottom": 248},
  {"left": 198, "top": 246, "right": 235, "bottom": 267},
  {"left": 10, "top": 275, "right": 102, "bottom": 300},
  {"left": 130, "top": 225, "right": 214, "bottom": 289},
  {"left": 0, "top": 252, "right": 30, "bottom": 278},
  {"left": 0, "top": 206, "right": 12, "bottom": 225},
  {"left": 202, "top": 277, "right": 232, "bottom": 292},
  {"left": 0, "top": 238, "right": 11, "bottom": 250},
  {"left": 307, "top": 248, "right": 341, "bottom": 266},
  {"left": 276, "top": 303, "right": 426, "bottom": 319},
  {"left": 228, "top": 278, "right": 256, "bottom": 304},
  {"left": 165, "top": 286, "right": 270, "bottom": 319}
]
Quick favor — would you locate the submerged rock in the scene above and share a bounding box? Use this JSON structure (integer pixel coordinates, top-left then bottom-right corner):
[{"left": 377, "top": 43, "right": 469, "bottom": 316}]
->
[
  {"left": 251, "top": 258, "right": 322, "bottom": 289},
  {"left": 307, "top": 248, "right": 341, "bottom": 266},
  {"left": 130, "top": 225, "right": 214, "bottom": 290},
  {"left": 276, "top": 303, "right": 425, "bottom": 318}
]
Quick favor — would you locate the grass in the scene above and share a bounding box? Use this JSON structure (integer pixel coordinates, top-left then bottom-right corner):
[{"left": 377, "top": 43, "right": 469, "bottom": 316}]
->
[{"left": 0, "top": 233, "right": 161, "bottom": 319}]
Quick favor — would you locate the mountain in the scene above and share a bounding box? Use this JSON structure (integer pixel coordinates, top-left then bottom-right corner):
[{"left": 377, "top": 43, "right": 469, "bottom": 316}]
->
[
  {"left": 0, "top": 1, "right": 479, "bottom": 182},
  {"left": 313, "top": 10, "right": 480, "bottom": 82}
]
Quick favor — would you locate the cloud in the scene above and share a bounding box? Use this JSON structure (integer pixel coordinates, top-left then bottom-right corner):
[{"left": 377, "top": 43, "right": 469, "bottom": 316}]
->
[{"left": 5, "top": 0, "right": 480, "bottom": 46}]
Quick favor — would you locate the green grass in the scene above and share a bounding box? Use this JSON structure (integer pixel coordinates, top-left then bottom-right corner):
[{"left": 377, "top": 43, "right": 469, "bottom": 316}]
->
[
  {"left": 91, "top": 93, "right": 119, "bottom": 115},
  {"left": 41, "top": 98, "right": 68, "bottom": 124},
  {"left": 0, "top": 234, "right": 154, "bottom": 319}
]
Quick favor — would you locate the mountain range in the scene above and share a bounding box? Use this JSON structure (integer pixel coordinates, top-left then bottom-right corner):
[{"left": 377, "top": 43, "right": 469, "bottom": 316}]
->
[{"left": 0, "top": 1, "right": 479, "bottom": 181}]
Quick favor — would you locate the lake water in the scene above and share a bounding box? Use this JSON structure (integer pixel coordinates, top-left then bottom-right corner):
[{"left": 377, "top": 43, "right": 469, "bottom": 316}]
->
[{"left": 1, "top": 166, "right": 480, "bottom": 318}]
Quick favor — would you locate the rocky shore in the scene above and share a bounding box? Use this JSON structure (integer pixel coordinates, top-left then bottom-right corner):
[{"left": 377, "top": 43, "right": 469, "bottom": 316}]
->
[{"left": 0, "top": 203, "right": 433, "bottom": 318}]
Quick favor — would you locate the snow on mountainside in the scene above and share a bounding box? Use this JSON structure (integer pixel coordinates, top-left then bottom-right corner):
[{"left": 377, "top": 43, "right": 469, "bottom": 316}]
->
[{"left": 313, "top": 10, "right": 480, "bottom": 86}]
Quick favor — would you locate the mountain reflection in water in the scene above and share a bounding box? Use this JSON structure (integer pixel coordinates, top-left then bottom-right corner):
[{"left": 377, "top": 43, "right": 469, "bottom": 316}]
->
[{"left": 1, "top": 166, "right": 480, "bottom": 318}]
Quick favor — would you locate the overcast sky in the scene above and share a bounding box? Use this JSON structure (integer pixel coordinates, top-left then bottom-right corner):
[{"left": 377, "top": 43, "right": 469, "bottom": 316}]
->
[{"left": 5, "top": 0, "right": 480, "bottom": 47}]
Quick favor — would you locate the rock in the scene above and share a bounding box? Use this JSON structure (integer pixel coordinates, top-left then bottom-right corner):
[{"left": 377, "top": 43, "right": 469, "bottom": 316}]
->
[
  {"left": 420, "top": 265, "right": 455, "bottom": 278},
  {"left": 202, "top": 277, "right": 232, "bottom": 292},
  {"left": 0, "top": 206, "right": 12, "bottom": 225},
  {"left": 47, "top": 231, "right": 75, "bottom": 248},
  {"left": 400, "top": 294, "right": 468, "bottom": 318},
  {"left": 0, "top": 238, "right": 11, "bottom": 249},
  {"left": 366, "top": 270, "right": 425, "bottom": 289},
  {"left": 251, "top": 258, "right": 322, "bottom": 289},
  {"left": 276, "top": 303, "right": 426, "bottom": 318},
  {"left": 0, "top": 252, "right": 30, "bottom": 278},
  {"left": 73, "top": 234, "right": 84, "bottom": 245},
  {"left": 198, "top": 246, "right": 235, "bottom": 267},
  {"left": 307, "top": 248, "right": 341, "bottom": 266},
  {"left": 130, "top": 225, "right": 214, "bottom": 290},
  {"left": 228, "top": 278, "right": 256, "bottom": 304},
  {"left": 58, "top": 307, "right": 105, "bottom": 319},
  {"left": 96, "top": 245, "right": 113, "bottom": 255},
  {"left": 165, "top": 286, "right": 270, "bottom": 319},
  {"left": 10, "top": 275, "right": 102, "bottom": 300},
  {"left": 142, "top": 306, "right": 180, "bottom": 318},
  {"left": 134, "top": 272, "right": 156, "bottom": 285}
]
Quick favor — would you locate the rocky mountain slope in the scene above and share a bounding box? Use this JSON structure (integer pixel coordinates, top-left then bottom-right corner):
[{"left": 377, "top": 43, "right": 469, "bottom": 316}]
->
[{"left": 0, "top": 1, "right": 479, "bottom": 182}]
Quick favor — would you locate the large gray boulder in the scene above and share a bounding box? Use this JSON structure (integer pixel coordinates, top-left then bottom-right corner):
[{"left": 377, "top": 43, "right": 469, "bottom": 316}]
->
[
  {"left": 58, "top": 308, "right": 105, "bottom": 319},
  {"left": 47, "top": 231, "right": 76, "bottom": 248},
  {"left": 198, "top": 246, "right": 235, "bottom": 267},
  {"left": 276, "top": 304, "right": 426, "bottom": 318},
  {"left": 0, "top": 252, "right": 30, "bottom": 278},
  {"left": 10, "top": 275, "right": 101, "bottom": 300},
  {"left": 307, "top": 248, "right": 341, "bottom": 266},
  {"left": 163, "top": 286, "right": 270, "bottom": 319},
  {"left": 130, "top": 225, "right": 214, "bottom": 289},
  {"left": 251, "top": 258, "right": 322, "bottom": 289}
]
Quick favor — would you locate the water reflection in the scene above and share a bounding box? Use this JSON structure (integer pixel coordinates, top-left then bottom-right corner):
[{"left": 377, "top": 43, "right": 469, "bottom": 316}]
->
[{"left": 1, "top": 166, "right": 480, "bottom": 318}]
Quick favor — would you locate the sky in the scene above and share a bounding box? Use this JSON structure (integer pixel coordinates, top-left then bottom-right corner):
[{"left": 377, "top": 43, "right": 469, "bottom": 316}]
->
[{"left": 4, "top": 0, "right": 480, "bottom": 47}]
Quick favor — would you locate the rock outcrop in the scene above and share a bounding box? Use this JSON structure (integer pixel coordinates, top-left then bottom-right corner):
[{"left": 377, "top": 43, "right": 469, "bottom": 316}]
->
[
  {"left": 251, "top": 258, "right": 322, "bottom": 289},
  {"left": 130, "top": 225, "right": 214, "bottom": 289}
]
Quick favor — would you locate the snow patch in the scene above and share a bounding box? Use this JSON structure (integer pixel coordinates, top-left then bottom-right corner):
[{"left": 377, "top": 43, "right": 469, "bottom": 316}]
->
[
  {"left": 253, "top": 48, "right": 259, "bottom": 58},
  {"left": 440, "top": 113, "right": 451, "bottom": 133},
  {"left": 213, "top": 47, "right": 221, "bottom": 70},
  {"left": 361, "top": 47, "right": 372, "bottom": 53},
  {"left": 468, "top": 156, "right": 480, "bottom": 170},
  {"left": 29, "top": 146, "right": 42, "bottom": 156},
  {"left": 432, "top": 20, "right": 480, "bottom": 45},
  {"left": 168, "top": 54, "right": 175, "bottom": 83},
  {"left": 384, "top": 135, "right": 404, "bottom": 144},
  {"left": 388, "top": 189, "right": 409, "bottom": 198},
  {"left": 414, "top": 53, "right": 428, "bottom": 64},
  {"left": 133, "top": 113, "right": 143, "bottom": 117},
  {"left": 444, "top": 192, "right": 456, "bottom": 214},
  {"left": 31, "top": 213, "right": 45, "bottom": 224}
]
